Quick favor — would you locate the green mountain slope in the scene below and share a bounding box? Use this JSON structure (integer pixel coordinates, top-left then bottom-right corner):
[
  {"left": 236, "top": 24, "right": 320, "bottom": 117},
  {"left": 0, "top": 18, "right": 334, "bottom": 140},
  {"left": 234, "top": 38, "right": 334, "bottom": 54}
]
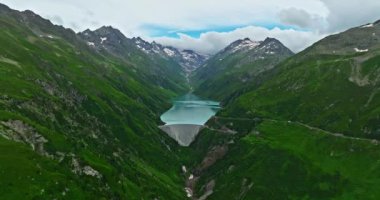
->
[
  {"left": 192, "top": 37, "right": 293, "bottom": 103},
  {"left": 78, "top": 26, "right": 188, "bottom": 91},
  {"left": 0, "top": 4, "right": 190, "bottom": 199},
  {"left": 224, "top": 20, "right": 380, "bottom": 139},
  {"left": 3, "top": 2, "right": 380, "bottom": 200},
  {"left": 186, "top": 21, "right": 380, "bottom": 200},
  {"left": 193, "top": 119, "right": 380, "bottom": 200}
]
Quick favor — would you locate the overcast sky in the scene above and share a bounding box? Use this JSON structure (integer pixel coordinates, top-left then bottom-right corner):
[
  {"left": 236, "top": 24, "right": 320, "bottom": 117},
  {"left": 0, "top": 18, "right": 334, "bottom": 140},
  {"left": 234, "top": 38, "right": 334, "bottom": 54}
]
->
[{"left": 1, "top": 0, "right": 380, "bottom": 54}]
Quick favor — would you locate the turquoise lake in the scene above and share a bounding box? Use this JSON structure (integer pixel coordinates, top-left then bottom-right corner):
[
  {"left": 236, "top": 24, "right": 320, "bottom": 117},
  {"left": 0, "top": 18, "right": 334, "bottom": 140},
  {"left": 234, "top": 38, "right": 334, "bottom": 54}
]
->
[{"left": 160, "top": 93, "right": 221, "bottom": 125}]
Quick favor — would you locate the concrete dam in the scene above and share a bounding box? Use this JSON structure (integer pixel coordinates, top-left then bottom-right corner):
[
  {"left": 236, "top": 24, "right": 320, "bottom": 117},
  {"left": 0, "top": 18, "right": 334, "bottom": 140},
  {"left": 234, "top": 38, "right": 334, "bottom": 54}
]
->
[{"left": 159, "top": 94, "right": 220, "bottom": 146}]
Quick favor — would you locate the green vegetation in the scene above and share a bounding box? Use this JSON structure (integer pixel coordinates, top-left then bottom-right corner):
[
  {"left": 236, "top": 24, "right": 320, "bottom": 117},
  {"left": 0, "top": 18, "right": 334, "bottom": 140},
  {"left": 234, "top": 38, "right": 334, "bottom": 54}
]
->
[
  {"left": 189, "top": 20, "right": 380, "bottom": 199},
  {"left": 192, "top": 38, "right": 293, "bottom": 103},
  {"left": 0, "top": 5, "right": 190, "bottom": 199},
  {"left": 196, "top": 120, "right": 380, "bottom": 199},
  {"left": 2, "top": 3, "right": 380, "bottom": 199},
  {"left": 225, "top": 50, "right": 380, "bottom": 139}
]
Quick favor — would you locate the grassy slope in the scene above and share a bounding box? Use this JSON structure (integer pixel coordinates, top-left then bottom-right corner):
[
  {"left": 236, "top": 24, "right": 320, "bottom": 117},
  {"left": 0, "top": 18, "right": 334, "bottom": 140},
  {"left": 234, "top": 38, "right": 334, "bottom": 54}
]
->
[
  {"left": 190, "top": 22, "right": 380, "bottom": 199},
  {"left": 193, "top": 53, "right": 279, "bottom": 102},
  {"left": 225, "top": 52, "right": 380, "bottom": 139},
  {"left": 0, "top": 7, "right": 190, "bottom": 199},
  {"left": 0, "top": 136, "right": 89, "bottom": 200},
  {"left": 197, "top": 120, "right": 380, "bottom": 200}
]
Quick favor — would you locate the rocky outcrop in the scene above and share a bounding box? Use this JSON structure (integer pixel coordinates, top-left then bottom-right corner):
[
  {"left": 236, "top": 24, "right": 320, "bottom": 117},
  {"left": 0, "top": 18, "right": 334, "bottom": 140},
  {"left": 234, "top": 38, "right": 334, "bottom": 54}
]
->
[
  {"left": 0, "top": 120, "right": 49, "bottom": 156},
  {"left": 71, "top": 157, "right": 102, "bottom": 179}
]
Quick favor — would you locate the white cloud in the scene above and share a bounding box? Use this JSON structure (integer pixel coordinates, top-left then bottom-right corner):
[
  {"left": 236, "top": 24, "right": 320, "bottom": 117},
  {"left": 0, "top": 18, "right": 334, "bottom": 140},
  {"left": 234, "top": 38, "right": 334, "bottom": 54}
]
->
[
  {"left": 0, "top": 0, "right": 327, "bottom": 35},
  {"left": 278, "top": 7, "right": 326, "bottom": 30},
  {"left": 153, "top": 26, "right": 324, "bottom": 54},
  {"left": 320, "top": 0, "right": 380, "bottom": 33},
  {"left": 0, "top": 0, "right": 379, "bottom": 54}
]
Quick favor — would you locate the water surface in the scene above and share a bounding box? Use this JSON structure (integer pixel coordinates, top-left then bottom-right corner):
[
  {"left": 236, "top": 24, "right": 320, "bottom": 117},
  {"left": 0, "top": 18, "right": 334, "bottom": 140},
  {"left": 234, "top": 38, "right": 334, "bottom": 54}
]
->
[{"left": 160, "top": 93, "right": 220, "bottom": 125}]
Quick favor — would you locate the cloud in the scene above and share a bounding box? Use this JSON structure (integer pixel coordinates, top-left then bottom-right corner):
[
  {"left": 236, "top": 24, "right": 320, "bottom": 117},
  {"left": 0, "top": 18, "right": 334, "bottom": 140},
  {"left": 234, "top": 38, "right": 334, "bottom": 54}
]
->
[
  {"left": 153, "top": 26, "right": 324, "bottom": 54},
  {"left": 278, "top": 8, "right": 325, "bottom": 30},
  {"left": 48, "top": 15, "right": 64, "bottom": 25},
  {"left": 320, "top": 0, "right": 380, "bottom": 33},
  {"left": 0, "top": 0, "right": 379, "bottom": 54},
  {"left": 0, "top": 0, "right": 327, "bottom": 35}
]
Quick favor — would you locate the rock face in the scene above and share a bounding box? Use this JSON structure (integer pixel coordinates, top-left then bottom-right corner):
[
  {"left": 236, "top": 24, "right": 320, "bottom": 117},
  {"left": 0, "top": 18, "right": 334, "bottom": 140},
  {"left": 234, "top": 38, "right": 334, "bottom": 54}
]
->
[
  {"left": 79, "top": 28, "right": 208, "bottom": 73},
  {"left": 159, "top": 124, "right": 204, "bottom": 146},
  {"left": 131, "top": 37, "right": 208, "bottom": 73},
  {"left": 0, "top": 120, "right": 48, "bottom": 154},
  {"left": 78, "top": 26, "right": 188, "bottom": 93}
]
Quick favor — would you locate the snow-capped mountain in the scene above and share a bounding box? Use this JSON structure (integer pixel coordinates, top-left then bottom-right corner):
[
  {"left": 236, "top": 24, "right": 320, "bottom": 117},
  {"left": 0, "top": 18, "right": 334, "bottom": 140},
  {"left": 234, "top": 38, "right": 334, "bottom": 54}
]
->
[
  {"left": 79, "top": 26, "right": 129, "bottom": 52},
  {"left": 222, "top": 38, "right": 261, "bottom": 54},
  {"left": 217, "top": 38, "right": 291, "bottom": 58},
  {"left": 131, "top": 37, "right": 208, "bottom": 73},
  {"left": 192, "top": 37, "right": 294, "bottom": 99},
  {"left": 78, "top": 27, "right": 208, "bottom": 73}
]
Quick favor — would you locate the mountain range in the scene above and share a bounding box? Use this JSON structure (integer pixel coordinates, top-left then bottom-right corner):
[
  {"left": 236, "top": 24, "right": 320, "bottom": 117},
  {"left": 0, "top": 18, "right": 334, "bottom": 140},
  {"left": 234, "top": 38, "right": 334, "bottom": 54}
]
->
[{"left": 1, "top": 2, "right": 380, "bottom": 200}]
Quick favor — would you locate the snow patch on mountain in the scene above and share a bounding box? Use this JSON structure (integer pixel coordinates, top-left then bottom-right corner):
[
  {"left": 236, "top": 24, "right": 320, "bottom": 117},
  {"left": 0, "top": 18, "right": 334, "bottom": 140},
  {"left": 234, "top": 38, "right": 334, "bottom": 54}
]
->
[
  {"left": 361, "top": 23, "right": 374, "bottom": 28},
  {"left": 163, "top": 48, "right": 176, "bottom": 56},
  {"left": 79, "top": 27, "right": 208, "bottom": 73},
  {"left": 354, "top": 48, "right": 369, "bottom": 52},
  {"left": 131, "top": 37, "right": 208, "bottom": 73},
  {"left": 100, "top": 37, "right": 107, "bottom": 44},
  {"left": 231, "top": 39, "right": 260, "bottom": 53},
  {"left": 87, "top": 42, "right": 95, "bottom": 47}
]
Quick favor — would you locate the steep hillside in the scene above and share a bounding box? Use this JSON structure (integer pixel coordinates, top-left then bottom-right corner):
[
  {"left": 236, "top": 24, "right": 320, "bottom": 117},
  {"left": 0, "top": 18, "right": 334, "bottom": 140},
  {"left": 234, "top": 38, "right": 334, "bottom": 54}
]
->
[
  {"left": 0, "top": 4, "right": 190, "bottom": 199},
  {"left": 185, "top": 21, "right": 380, "bottom": 200},
  {"left": 192, "top": 118, "right": 380, "bottom": 200},
  {"left": 225, "top": 20, "right": 380, "bottom": 139},
  {"left": 78, "top": 27, "right": 188, "bottom": 92},
  {"left": 3, "top": 2, "right": 380, "bottom": 200},
  {"left": 192, "top": 37, "right": 293, "bottom": 102}
]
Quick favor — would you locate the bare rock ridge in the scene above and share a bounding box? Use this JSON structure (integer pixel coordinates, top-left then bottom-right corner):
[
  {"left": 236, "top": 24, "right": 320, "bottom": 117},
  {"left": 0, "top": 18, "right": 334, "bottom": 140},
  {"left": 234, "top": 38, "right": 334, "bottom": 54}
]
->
[{"left": 78, "top": 27, "right": 208, "bottom": 73}]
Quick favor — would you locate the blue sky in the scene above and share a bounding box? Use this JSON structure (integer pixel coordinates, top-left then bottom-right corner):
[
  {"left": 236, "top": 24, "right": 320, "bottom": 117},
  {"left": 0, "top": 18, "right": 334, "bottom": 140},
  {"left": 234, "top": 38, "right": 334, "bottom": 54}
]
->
[
  {"left": 143, "top": 22, "right": 307, "bottom": 38},
  {"left": 1, "top": 0, "right": 379, "bottom": 54}
]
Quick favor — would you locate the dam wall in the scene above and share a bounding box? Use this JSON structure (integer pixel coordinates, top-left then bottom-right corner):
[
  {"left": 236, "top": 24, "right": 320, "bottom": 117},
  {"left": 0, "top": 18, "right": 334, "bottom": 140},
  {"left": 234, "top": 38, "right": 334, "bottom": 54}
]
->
[{"left": 159, "top": 124, "right": 204, "bottom": 146}]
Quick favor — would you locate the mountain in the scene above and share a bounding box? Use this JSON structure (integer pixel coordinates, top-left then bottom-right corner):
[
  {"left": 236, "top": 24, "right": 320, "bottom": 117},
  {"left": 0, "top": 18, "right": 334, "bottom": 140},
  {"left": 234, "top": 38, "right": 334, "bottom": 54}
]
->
[
  {"left": 192, "top": 37, "right": 294, "bottom": 102},
  {"left": 3, "top": 2, "right": 380, "bottom": 200},
  {"left": 224, "top": 20, "right": 380, "bottom": 139},
  {"left": 131, "top": 37, "right": 208, "bottom": 73},
  {"left": 79, "top": 27, "right": 208, "bottom": 85},
  {"left": 0, "top": 4, "right": 192, "bottom": 199},
  {"left": 78, "top": 27, "right": 189, "bottom": 92},
  {"left": 186, "top": 20, "right": 380, "bottom": 200}
]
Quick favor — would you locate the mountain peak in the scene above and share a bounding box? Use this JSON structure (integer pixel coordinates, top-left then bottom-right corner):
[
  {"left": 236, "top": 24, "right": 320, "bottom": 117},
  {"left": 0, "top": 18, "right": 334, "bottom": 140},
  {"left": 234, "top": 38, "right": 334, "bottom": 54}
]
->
[
  {"left": 260, "top": 37, "right": 285, "bottom": 47},
  {"left": 133, "top": 36, "right": 144, "bottom": 41},
  {"left": 0, "top": 3, "right": 10, "bottom": 12},
  {"left": 257, "top": 37, "right": 294, "bottom": 56},
  {"left": 132, "top": 37, "right": 155, "bottom": 50},
  {"left": 22, "top": 10, "right": 38, "bottom": 17},
  {"left": 263, "top": 37, "right": 278, "bottom": 42},
  {"left": 222, "top": 38, "right": 260, "bottom": 54},
  {"left": 78, "top": 25, "right": 131, "bottom": 53},
  {"left": 94, "top": 26, "right": 123, "bottom": 35}
]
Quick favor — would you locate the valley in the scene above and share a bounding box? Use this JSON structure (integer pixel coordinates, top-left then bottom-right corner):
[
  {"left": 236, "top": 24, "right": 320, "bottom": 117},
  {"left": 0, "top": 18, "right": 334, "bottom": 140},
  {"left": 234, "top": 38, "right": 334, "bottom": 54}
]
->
[{"left": 1, "top": 2, "right": 380, "bottom": 200}]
